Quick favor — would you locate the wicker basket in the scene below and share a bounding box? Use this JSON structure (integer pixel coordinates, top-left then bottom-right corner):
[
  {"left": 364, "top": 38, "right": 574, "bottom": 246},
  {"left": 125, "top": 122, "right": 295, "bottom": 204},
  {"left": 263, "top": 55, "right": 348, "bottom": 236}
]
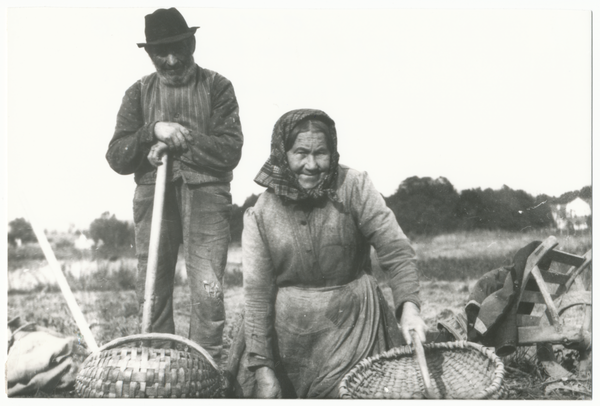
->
[
  {"left": 339, "top": 340, "right": 506, "bottom": 399},
  {"left": 75, "top": 333, "right": 224, "bottom": 398}
]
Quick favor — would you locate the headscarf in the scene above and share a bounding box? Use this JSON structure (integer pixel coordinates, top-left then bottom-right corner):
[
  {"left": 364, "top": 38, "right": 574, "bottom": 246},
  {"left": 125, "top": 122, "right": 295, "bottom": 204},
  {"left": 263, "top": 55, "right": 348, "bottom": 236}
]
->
[{"left": 254, "top": 109, "right": 340, "bottom": 203}]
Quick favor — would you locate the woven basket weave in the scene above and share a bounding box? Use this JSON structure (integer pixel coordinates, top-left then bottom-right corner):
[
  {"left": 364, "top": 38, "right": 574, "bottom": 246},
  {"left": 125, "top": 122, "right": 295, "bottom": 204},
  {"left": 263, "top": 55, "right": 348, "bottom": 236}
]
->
[
  {"left": 339, "top": 340, "right": 506, "bottom": 399},
  {"left": 75, "top": 333, "right": 224, "bottom": 398}
]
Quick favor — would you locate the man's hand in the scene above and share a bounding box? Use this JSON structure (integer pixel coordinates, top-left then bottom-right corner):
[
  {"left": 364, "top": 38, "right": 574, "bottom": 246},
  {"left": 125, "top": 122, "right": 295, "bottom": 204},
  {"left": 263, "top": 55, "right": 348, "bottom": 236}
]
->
[
  {"left": 254, "top": 366, "right": 282, "bottom": 398},
  {"left": 400, "top": 301, "right": 428, "bottom": 345},
  {"left": 154, "top": 122, "right": 192, "bottom": 153},
  {"left": 147, "top": 141, "right": 169, "bottom": 167}
]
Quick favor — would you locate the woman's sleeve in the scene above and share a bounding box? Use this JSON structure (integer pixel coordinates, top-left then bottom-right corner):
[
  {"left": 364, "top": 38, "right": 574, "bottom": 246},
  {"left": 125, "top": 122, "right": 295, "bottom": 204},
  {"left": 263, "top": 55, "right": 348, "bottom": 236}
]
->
[
  {"left": 352, "top": 171, "right": 421, "bottom": 320},
  {"left": 242, "top": 207, "right": 277, "bottom": 370}
]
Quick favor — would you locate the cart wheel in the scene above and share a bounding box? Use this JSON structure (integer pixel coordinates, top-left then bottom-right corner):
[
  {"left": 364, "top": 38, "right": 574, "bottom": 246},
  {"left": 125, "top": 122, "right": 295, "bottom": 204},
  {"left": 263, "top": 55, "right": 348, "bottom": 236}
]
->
[{"left": 557, "top": 263, "right": 591, "bottom": 379}]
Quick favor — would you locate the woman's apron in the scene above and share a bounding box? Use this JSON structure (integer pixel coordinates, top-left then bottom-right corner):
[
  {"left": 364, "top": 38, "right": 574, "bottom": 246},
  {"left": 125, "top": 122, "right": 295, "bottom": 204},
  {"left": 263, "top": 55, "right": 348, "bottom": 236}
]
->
[{"left": 227, "top": 273, "right": 404, "bottom": 398}]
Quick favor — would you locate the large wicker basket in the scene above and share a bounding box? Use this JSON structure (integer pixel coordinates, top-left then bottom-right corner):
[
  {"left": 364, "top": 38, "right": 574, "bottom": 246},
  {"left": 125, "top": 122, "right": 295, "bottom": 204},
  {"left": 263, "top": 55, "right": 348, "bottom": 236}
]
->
[
  {"left": 339, "top": 340, "right": 506, "bottom": 399},
  {"left": 75, "top": 333, "right": 224, "bottom": 398}
]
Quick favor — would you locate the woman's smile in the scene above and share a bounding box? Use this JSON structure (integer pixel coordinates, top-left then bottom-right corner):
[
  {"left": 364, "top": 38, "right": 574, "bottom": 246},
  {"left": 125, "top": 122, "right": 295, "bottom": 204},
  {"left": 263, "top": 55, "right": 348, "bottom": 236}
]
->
[{"left": 286, "top": 130, "right": 331, "bottom": 190}]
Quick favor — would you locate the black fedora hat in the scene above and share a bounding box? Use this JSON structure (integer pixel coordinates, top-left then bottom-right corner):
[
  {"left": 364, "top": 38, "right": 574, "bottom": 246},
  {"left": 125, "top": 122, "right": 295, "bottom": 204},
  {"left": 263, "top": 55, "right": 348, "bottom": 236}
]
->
[{"left": 137, "top": 8, "right": 199, "bottom": 48}]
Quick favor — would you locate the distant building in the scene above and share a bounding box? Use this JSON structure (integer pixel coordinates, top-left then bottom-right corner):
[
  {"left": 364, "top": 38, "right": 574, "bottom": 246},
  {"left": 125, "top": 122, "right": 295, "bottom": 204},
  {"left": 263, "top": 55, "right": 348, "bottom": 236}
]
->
[
  {"left": 551, "top": 197, "right": 591, "bottom": 232},
  {"left": 75, "top": 233, "right": 94, "bottom": 250}
]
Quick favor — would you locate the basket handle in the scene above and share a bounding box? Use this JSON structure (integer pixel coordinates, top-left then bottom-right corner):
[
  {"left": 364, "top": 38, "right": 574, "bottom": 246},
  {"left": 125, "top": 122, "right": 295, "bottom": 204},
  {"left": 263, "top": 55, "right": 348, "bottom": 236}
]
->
[
  {"left": 411, "top": 330, "right": 438, "bottom": 399},
  {"left": 98, "top": 332, "right": 220, "bottom": 370}
]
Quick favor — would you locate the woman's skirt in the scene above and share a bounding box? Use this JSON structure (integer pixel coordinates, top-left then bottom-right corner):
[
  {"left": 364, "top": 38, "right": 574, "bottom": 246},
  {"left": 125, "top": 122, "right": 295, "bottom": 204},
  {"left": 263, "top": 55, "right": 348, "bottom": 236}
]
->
[{"left": 226, "top": 273, "right": 404, "bottom": 398}]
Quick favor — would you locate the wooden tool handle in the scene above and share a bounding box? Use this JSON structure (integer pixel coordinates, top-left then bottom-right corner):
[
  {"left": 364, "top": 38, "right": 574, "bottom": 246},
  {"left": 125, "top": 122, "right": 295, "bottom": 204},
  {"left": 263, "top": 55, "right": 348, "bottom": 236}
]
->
[
  {"left": 141, "top": 153, "right": 169, "bottom": 334},
  {"left": 411, "top": 330, "right": 438, "bottom": 399},
  {"left": 24, "top": 199, "right": 99, "bottom": 352}
]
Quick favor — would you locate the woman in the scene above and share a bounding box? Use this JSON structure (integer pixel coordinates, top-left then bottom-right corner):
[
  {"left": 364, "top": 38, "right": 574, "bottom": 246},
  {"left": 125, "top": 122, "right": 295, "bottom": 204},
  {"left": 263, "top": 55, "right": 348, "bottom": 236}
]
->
[{"left": 228, "top": 109, "right": 427, "bottom": 398}]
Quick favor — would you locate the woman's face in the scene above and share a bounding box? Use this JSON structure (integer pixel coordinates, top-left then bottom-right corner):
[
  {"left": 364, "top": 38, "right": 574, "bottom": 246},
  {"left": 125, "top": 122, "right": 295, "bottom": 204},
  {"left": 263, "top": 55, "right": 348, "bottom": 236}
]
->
[{"left": 286, "top": 130, "right": 331, "bottom": 190}]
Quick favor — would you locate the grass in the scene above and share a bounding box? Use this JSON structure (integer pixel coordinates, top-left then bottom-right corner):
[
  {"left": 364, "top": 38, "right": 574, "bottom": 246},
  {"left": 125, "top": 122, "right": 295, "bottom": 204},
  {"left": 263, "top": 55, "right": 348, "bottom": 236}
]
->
[
  {"left": 8, "top": 230, "right": 591, "bottom": 294},
  {"left": 6, "top": 230, "right": 592, "bottom": 399},
  {"left": 8, "top": 282, "right": 590, "bottom": 399},
  {"left": 412, "top": 228, "right": 591, "bottom": 259}
]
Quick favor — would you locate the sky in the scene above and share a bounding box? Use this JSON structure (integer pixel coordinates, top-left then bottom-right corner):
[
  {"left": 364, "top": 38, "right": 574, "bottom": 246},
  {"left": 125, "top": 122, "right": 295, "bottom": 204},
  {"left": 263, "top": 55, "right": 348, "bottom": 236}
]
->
[{"left": 2, "top": 0, "right": 595, "bottom": 232}]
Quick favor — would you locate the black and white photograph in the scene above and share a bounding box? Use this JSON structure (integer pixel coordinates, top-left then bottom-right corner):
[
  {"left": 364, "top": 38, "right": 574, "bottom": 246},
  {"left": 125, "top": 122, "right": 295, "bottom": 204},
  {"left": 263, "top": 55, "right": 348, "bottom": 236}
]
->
[{"left": 3, "top": 0, "right": 595, "bottom": 400}]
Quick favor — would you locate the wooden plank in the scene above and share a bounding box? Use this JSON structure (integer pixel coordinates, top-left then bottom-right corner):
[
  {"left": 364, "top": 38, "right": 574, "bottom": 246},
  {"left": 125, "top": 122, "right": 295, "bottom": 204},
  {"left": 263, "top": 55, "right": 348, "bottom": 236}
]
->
[
  {"left": 531, "top": 266, "right": 561, "bottom": 326},
  {"left": 555, "top": 250, "right": 592, "bottom": 301},
  {"left": 564, "top": 250, "right": 592, "bottom": 291},
  {"left": 521, "top": 290, "right": 558, "bottom": 304},
  {"left": 546, "top": 249, "right": 586, "bottom": 267},
  {"left": 517, "top": 314, "right": 541, "bottom": 327},
  {"left": 540, "top": 270, "right": 570, "bottom": 286},
  {"left": 518, "top": 237, "right": 559, "bottom": 304},
  {"left": 518, "top": 325, "right": 584, "bottom": 346}
]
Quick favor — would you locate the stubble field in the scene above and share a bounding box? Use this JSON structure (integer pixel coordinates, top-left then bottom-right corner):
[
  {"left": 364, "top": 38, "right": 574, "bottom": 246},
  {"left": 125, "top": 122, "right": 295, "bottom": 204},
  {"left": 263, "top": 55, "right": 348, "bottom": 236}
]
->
[{"left": 6, "top": 229, "right": 592, "bottom": 399}]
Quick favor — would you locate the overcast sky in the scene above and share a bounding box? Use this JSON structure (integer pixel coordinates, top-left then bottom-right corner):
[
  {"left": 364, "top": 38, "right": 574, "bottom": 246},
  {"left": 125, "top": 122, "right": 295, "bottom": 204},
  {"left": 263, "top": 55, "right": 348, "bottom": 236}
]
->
[{"left": 3, "top": 0, "right": 595, "bottom": 231}]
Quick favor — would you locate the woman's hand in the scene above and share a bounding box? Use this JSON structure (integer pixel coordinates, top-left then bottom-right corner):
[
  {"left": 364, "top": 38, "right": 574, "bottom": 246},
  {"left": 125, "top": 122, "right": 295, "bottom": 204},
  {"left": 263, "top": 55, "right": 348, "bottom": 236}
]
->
[
  {"left": 400, "top": 301, "right": 428, "bottom": 345},
  {"left": 255, "top": 366, "right": 282, "bottom": 398}
]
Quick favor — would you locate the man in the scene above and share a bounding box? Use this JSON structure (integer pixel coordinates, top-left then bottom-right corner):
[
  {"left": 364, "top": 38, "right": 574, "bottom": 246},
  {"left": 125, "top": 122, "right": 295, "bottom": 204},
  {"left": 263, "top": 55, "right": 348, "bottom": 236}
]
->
[{"left": 106, "top": 8, "right": 243, "bottom": 363}]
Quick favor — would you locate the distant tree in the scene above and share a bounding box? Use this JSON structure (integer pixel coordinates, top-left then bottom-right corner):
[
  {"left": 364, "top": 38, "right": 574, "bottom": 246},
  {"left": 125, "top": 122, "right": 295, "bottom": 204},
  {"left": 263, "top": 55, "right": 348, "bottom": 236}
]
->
[
  {"left": 454, "top": 186, "right": 553, "bottom": 231},
  {"left": 527, "top": 194, "right": 555, "bottom": 229},
  {"left": 454, "top": 188, "right": 489, "bottom": 230},
  {"left": 385, "top": 176, "right": 584, "bottom": 235},
  {"left": 579, "top": 185, "right": 592, "bottom": 200},
  {"left": 7, "top": 218, "right": 37, "bottom": 245},
  {"left": 573, "top": 186, "right": 592, "bottom": 230},
  {"left": 555, "top": 190, "right": 580, "bottom": 205},
  {"left": 491, "top": 186, "right": 533, "bottom": 230},
  {"left": 386, "top": 176, "right": 460, "bottom": 236},
  {"left": 89, "top": 212, "right": 135, "bottom": 256},
  {"left": 230, "top": 194, "right": 260, "bottom": 243}
]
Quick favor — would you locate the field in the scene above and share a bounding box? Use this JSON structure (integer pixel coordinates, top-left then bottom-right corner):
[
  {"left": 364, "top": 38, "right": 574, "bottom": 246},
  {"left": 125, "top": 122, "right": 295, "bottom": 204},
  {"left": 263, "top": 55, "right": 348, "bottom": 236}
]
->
[{"left": 6, "top": 229, "right": 592, "bottom": 399}]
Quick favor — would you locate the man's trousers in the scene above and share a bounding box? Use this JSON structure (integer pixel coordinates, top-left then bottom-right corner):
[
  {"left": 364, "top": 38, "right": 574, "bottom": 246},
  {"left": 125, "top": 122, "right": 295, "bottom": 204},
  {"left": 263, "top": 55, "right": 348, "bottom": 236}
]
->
[{"left": 133, "top": 179, "right": 232, "bottom": 361}]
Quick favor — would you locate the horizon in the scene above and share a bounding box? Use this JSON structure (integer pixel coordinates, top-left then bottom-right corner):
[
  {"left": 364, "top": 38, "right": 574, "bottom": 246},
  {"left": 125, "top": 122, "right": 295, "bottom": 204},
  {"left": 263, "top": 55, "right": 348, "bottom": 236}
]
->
[
  {"left": 7, "top": 175, "right": 591, "bottom": 233},
  {"left": 4, "top": 3, "right": 593, "bottom": 232}
]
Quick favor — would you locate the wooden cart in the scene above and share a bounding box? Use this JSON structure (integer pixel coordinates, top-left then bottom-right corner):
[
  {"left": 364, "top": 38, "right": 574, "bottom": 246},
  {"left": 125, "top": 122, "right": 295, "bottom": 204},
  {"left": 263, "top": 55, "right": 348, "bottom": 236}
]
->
[{"left": 514, "top": 236, "right": 592, "bottom": 379}]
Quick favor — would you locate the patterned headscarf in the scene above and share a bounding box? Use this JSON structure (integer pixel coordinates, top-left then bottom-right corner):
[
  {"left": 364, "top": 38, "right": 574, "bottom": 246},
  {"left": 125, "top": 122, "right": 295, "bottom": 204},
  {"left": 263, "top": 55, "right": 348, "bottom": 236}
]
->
[{"left": 254, "top": 109, "right": 340, "bottom": 203}]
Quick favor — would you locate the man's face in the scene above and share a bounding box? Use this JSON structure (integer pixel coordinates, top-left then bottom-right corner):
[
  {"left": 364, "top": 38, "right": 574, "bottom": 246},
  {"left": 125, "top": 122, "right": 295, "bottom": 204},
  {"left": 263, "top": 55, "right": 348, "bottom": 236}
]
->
[{"left": 146, "top": 38, "right": 195, "bottom": 86}]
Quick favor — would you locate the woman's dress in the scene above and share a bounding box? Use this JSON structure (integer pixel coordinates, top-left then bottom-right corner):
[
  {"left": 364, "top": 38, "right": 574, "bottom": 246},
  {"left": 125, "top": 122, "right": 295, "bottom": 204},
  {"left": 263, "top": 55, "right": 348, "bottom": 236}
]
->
[{"left": 227, "top": 166, "right": 420, "bottom": 398}]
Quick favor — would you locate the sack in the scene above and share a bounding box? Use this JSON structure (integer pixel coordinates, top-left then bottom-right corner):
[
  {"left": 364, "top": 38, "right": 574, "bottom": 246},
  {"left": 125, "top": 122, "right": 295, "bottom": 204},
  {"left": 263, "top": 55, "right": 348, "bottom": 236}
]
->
[{"left": 6, "top": 316, "right": 86, "bottom": 396}]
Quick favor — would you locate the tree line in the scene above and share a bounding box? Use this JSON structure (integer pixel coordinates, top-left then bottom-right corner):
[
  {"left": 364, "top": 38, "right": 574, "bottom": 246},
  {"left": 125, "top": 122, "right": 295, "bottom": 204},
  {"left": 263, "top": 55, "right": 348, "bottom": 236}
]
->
[
  {"left": 7, "top": 177, "right": 592, "bottom": 252},
  {"left": 229, "top": 177, "right": 591, "bottom": 240},
  {"left": 384, "top": 176, "right": 591, "bottom": 237}
]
